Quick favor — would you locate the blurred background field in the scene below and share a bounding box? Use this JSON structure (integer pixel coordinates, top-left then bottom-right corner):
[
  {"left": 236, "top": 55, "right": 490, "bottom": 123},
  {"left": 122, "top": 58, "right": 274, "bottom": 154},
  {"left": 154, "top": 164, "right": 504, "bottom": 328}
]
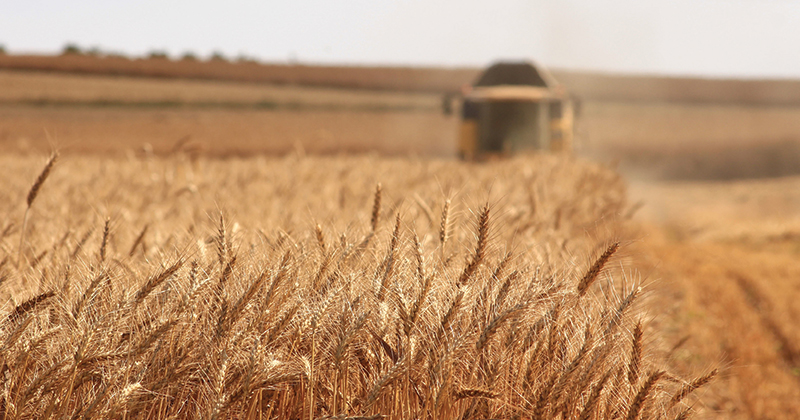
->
[{"left": 3, "top": 59, "right": 800, "bottom": 181}]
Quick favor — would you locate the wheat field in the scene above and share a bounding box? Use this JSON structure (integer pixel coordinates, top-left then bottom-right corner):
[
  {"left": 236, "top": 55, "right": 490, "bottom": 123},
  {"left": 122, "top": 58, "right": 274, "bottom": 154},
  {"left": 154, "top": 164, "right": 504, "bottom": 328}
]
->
[{"left": 0, "top": 152, "right": 713, "bottom": 419}]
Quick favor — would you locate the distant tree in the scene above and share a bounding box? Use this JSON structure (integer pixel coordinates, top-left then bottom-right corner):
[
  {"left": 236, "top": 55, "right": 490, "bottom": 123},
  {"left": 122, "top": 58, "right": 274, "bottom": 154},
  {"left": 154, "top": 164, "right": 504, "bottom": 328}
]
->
[
  {"left": 0, "top": 45, "right": 6, "bottom": 55},
  {"left": 106, "top": 52, "right": 129, "bottom": 60},
  {"left": 235, "top": 54, "right": 259, "bottom": 64},
  {"left": 210, "top": 51, "right": 227, "bottom": 62},
  {"left": 148, "top": 50, "right": 169, "bottom": 60},
  {"left": 85, "top": 46, "right": 102, "bottom": 56},
  {"left": 62, "top": 43, "right": 82, "bottom": 55},
  {"left": 181, "top": 51, "right": 198, "bottom": 61}
]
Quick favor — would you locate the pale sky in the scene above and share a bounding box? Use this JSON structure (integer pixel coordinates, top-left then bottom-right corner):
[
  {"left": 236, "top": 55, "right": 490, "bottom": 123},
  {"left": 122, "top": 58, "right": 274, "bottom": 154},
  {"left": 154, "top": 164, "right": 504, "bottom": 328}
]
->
[{"left": 2, "top": 0, "right": 799, "bottom": 79}]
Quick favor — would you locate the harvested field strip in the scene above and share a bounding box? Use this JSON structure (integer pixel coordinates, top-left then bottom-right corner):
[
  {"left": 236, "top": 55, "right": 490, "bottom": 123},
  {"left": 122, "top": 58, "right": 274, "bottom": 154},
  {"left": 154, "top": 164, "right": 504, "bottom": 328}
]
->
[
  {"left": 730, "top": 271, "right": 800, "bottom": 371},
  {"left": 0, "top": 55, "right": 480, "bottom": 92},
  {"left": 0, "top": 108, "right": 459, "bottom": 156},
  {"left": 0, "top": 154, "right": 708, "bottom": 419},
  {"left": 0, "top": 70, "right": 442, "bottom": 110},
  {"left": 6, "top": 54, "right": 800, "bottom": 104},
  {"left": 0, "top": 99, "right": 438, "bottom": 113},
  {"left": 635, "top": 229, "right": 800, "bottom": 419}
]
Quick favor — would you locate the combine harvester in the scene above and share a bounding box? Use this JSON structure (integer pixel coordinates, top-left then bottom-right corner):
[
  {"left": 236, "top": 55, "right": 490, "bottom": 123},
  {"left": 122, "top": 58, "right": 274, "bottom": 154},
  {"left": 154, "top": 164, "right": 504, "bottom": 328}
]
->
[{"left": 457, "top": 62, "right": 575, "bottom": 159}]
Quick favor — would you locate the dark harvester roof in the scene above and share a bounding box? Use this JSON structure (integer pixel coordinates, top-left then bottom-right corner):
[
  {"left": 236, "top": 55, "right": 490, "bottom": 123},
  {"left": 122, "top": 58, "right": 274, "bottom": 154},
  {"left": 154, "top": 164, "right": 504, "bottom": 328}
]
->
[{"left": 474, "top": 62, "right": 549, "bottom": 88}]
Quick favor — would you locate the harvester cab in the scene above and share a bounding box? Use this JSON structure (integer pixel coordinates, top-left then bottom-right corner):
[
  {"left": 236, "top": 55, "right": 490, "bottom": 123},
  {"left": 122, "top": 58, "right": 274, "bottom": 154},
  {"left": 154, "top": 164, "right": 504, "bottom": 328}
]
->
[{"left": 457, "top": 62, "right": 574, "bottom": 160}]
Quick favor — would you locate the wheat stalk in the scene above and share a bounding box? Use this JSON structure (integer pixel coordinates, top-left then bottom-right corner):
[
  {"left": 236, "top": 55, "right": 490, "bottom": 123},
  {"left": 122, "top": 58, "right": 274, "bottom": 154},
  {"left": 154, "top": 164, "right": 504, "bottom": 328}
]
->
[
  {"left": 371, "top": 183, "right": 382, "bottom": 233},
  {"left": 577, "top": 371, "right": 612, "bottom": 420},
  {"left": 453, "top": 387, "right": 499, "bottom": 401},
  {"left": 132, "top": 259, "right": 184, "bottom": 308},
  {"left": 7, "top": 291, "right": 55, "bottom": 324},
  {"left": 577, "top": 242, "right": 620, "bottom": 296},
  {"left": 476, "top": 304, "right": 524, "bottom": 352},
  {"left": 670, "top": 368, "right": 718, "bottom": 407},
  {"left": 626, "top": 370, "right": 665, "bottom": 420},
  {"left": 628, "top": 320, "right": 644, "bottom": 385},
  {"left": 99, "top": 218, "right": 110, "bottom": 263},
  {"left": 18, "top": 152, "right": 58, "bottom": 267},
  {"left": 439, "top": 198, "right": 451, "bottom": 252},
  {"left": 128, "top": 224, "right": 148, "bottom": 257},
  {"left": 459, "top": 204, "right": 489, "bottom": 286},
  {"left": 71, "top": 226, "right": 94, "bottom": 260}
]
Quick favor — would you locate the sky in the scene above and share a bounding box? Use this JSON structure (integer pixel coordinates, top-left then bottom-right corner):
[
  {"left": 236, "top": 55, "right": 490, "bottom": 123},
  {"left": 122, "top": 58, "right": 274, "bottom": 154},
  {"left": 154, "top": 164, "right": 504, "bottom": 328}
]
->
[{"left": 2, "top": 0, "right": 800, "bottom": 79}]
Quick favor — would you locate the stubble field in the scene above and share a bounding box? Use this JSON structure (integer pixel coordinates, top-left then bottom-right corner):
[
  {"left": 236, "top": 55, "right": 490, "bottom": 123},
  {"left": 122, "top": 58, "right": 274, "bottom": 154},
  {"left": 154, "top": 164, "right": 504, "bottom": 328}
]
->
[{"left": 0, "top": 70, "right": 454, "bottom": 156}]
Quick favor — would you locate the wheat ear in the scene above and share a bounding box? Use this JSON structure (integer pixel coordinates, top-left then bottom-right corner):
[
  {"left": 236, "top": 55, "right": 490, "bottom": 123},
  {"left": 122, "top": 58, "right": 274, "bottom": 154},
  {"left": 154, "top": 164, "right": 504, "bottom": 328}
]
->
[
  {"left": 459, "top": 204, "right": 489, "bottom": 286},
  {"left": 439, "top": 198, "right": 450, "bottom": 255},
  {"left": 577, "top": 371, "right": 612, "bottom": 420},
  {"left": 577, "top": 242, "right": 619, "bottom": 296},
  {"left": 476, "top": 304, "right": 524, "bottom": 352},
  {"left": 670, "top": 368, "right": 718, "bottom": 407},
  {"left": 132, "top": 259, "right": 184, "bottom": 308},
  {"left": 315, "top": 223, "right": 326, "bottom": 253},
  {"left": 626, "top": 370, "right": 665, "bottom": 420},
  {"left": 673, "top": 407, "right": 692, "bottom": 420},
  {"left": 377, "top": 213, "right": 401, "bottom": 302},
  {"left": 453, "top": 388, "right": 499, "bottom": 401},
  {"left": 7, "top": 291, "right": 55, "bottom": 323},
  {"left": 128, "top": 224, "right": 148, "bottom": 257},
  {"left": 99, "top": 218, "right": 110, "bottom": 263},
  {"left": 71, "top": 226, "right": 94, "bottom": 260},
  {"left": 216, "top": 214, "right": 228, "bottom": 267},
  {"left": 628, "top": 320, "right": 644, "bottom": 384},
  {"left": 406, "top": 270, "right": 432, "bottom": 337},
  {"left": 371, "top": 183, "right": 382, "bottom": 232},
  {"left": 18, "top": 152, "right": 58, "bottom": 267}
]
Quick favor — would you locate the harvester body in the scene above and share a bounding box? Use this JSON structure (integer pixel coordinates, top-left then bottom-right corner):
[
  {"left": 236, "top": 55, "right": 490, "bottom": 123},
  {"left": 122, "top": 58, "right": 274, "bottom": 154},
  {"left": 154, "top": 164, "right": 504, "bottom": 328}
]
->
[{"left": 458, "top": 62, "right": 574, "bottom": 159}]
